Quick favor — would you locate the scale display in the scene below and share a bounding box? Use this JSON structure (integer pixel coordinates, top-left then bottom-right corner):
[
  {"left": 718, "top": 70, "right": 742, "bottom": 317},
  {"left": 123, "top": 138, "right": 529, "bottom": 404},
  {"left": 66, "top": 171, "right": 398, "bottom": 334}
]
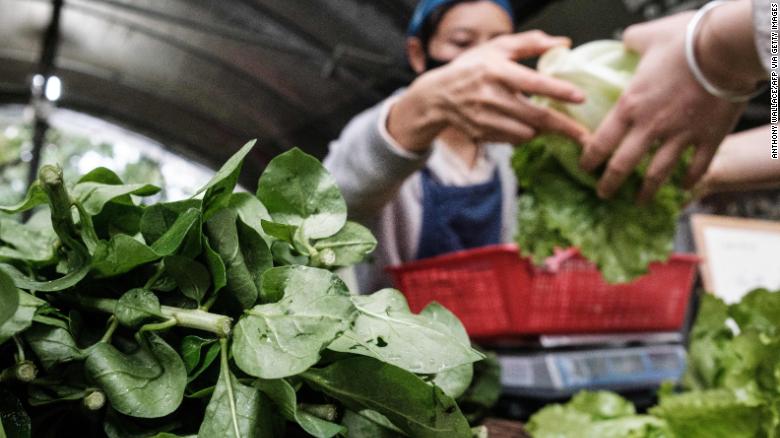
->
[{"left": 499, "top": 344, "right": 686, "bottom": 398}]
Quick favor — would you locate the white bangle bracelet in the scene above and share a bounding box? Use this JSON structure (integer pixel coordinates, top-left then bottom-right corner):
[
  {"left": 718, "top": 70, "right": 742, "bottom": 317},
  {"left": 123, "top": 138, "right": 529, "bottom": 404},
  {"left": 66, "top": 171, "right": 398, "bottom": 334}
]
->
[{"left": 685, "top": 0, "right": 767, "bottom": 103}]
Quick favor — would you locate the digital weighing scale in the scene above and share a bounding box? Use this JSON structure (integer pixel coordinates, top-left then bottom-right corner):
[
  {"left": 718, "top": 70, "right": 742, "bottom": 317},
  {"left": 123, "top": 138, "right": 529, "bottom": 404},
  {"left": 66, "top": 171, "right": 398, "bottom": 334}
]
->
[{"left": 493, "top": 332, "right": 686, "bottom": 399}]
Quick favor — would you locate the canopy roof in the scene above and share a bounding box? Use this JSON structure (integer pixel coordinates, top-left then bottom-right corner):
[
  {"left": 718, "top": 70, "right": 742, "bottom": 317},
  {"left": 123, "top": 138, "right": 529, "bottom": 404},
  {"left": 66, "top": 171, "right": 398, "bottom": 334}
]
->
[{"left": 2, "top": 0, "right": 735, "bottom": 186}]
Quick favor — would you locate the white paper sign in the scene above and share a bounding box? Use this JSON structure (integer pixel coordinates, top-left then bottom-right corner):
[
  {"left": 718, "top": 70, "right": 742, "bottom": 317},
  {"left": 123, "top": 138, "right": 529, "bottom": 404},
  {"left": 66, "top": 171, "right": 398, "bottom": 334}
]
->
[{"left": 693, "top": 215, "right": 780, "bottom": 304}]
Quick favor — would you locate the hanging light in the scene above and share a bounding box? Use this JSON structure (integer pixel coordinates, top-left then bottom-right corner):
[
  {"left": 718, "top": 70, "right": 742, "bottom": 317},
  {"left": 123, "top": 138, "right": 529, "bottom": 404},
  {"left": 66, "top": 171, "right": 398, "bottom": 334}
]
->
[{"left": 44, "top": 75, "right": 62, "bottom": 102}]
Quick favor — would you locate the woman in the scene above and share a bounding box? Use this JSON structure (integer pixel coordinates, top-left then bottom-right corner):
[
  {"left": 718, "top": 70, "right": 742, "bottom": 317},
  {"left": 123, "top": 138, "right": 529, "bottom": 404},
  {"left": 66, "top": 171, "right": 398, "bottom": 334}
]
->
[{"left": 324, "top": 0, "right": 588, "bottom": 292}]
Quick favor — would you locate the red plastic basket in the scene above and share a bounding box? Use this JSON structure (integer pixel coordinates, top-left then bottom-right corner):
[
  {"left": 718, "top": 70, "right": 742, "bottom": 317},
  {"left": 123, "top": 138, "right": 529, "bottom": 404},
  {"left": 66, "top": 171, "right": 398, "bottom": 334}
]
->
[{"left": 387, "top": 244, "right": 698, "bottom": 339}]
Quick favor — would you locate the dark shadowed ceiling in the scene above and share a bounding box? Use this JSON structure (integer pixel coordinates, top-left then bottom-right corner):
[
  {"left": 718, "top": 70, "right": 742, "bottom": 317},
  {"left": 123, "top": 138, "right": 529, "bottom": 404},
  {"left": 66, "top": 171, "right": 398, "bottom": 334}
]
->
[{"left": 0, "top": 0, "right": 722, "bottom": 187}]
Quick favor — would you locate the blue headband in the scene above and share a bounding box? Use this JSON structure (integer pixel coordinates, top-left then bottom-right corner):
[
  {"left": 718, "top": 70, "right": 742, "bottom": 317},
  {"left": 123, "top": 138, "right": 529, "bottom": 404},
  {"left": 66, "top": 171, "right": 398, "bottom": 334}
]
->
[{"left": 407, "top": 0, "right": 514, "bottom": 37}]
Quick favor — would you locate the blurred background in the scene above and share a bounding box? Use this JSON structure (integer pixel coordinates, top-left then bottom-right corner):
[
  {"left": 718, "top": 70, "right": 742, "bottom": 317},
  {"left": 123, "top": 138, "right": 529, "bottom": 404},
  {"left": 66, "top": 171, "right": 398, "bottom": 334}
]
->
[{"left": 4, "top": 0, "right": 769, "bottom": 203}]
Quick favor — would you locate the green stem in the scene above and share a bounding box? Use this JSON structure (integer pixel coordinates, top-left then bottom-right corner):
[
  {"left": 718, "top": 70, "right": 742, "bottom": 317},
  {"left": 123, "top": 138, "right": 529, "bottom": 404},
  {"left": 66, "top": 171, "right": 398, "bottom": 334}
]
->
[
  {"left": 66, "top": 295, "right": 232, "bottom": 337},
  {"left": 200, "top": 293, "right": 219, "bottom": 312},
  {"left": 38, "top": 165, "right": 83, "bottom": 252},
  {"left": 0, "top": 361, "right": 38, "bottom": 383},
  {"left": 299, "top": 403, "right": 339, "bottom": 422},
  {"left": 220, "top": 338, "right": 242, "bottom": 438},
  {"left": 83, "top": 390, "right": 106, "bottom": 411},
  {"left": 138, "top": 318, "right": 177, "bottom": 334},
  {"left": 144, "top": 263, "right": 165, "bottom": 289},
  {"left": 13, "top": 335, "right": 25, "bottom": 362},
  {"left": 101, "top": 317, "right": 119, "bottom": 343}
]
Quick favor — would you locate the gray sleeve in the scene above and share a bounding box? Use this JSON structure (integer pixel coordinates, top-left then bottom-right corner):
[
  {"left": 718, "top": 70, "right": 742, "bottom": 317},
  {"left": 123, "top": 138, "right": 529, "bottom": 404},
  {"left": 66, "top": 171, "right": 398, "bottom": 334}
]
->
[
  {"left": 323, "top": 94, "right": 430, "bottom": 221},
  {"left": 752, "top": 0, "right": 772, "bottom": 72}
]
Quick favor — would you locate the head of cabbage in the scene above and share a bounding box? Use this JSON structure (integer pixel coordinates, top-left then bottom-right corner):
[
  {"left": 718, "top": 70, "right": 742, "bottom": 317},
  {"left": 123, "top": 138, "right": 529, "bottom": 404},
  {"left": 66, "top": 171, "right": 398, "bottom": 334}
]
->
[{"left": 512, "top": 40, "right": 688, "bottom": 283}]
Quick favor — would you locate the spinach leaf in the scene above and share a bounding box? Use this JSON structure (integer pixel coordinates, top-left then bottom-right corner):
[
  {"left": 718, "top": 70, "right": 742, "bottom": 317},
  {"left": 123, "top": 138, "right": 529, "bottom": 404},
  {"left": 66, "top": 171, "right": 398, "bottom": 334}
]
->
[
  {"left": 341, "top": 410, "right": 405, "bottom": 438},
  {"left": 140, "top": 200, "right": 202, "bottom": 246},
  {"left": 150, "top": 208, "right": 201, "bottom": 257},
  {"left": 23, "top": 323, "right": 83, "bottom": 370},
  {"left": 0, "top": 291, "right": 45, "bottom": 344},
  {"left": 254, "top": 378, "right": 345, "bottom": 438},
  {"left": 302, "top": 357, "right": 472, "bottom": 438},
  {"left": 114, "top": 288, "right": 165, "bottom": 328},
  {"left": 422, "top": 303, "right": 474, "bottom": 399},
  {"left": 232, "top": 266, "right": 355, "bottom": 379},
  {"left": 312, "top": 221, "right": 376, "bottom": 267},
  {"left": 0, "top": 261, "right": 90, "bottom": 292},
  {"left": 164, "top": 256, "right": 210, "bottom": 305},
  {"left": 0, "top": 218, "right": 58, "bottom": 265},
  {"left": 85, "top": 332, "right": 187, "bottom": 418},
  {"left": 180, "top": 336, "right": 219, "bottom": 382},
  {"left": 0, "top": 270, "right": 19, "bottom": 327},
  {"left": 0, "top": 389, "right": 31, "bottom": 438},
  {"left": 198, "top": 340, "right": 276, "bottom": 438},
  {"left": 270, "top": 240, "right": 309, "bottom": 266},
  {"left": 202, "top": 237, "right": 226, "bottom": 295},
  {"left": 328, "top": 290, "right": 483, "bottom": 374},
  {"left": 260, "top": 220, "right": 297, "bottom": 245},
  {"left": 0, "top": 182, "right": 47, "bottom": 214},
  {"left": 77, "top": 166, "right": 125, "bottom": 185},
  {"left": 91, "top": 235, "right": 160, "bottom": 278},
  {"left": 229, "top": 193, "right": 272, "bottom": 244},
  {"left": 196, "top": 140, "right": 256, "bottom": 220},
  {"left": 456, "top": 352, "right": 501, "bottom": 424},
  {"left": 205, "top": 209, "right": 271, "bottom": 310},
  {"left": 257, "top": 148, "right": 346, "bottom": 240},
  {"left": 181, "top": 336, "right": 215, "bottom": 373},
  {"left": 72, "top": 182, "right": 160, "bottom": 216}
]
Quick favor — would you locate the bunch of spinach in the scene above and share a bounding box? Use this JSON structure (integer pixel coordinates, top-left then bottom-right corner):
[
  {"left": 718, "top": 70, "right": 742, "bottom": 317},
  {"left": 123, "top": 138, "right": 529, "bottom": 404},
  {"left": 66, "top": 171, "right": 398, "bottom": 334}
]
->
[
  {"left": 528, "top": 288, "right": 780, "bottom": 438},
  {"left": 0, "top": 142, "right": 488, "bottom": 438},
  {"left": 513, "top": 41, "right": 690, "bottom": 283}
]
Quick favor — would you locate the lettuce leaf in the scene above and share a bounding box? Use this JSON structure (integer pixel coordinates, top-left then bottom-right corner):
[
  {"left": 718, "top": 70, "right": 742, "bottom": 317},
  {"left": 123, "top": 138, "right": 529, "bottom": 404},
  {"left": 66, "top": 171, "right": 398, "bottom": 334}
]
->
[
  {"left": 528, "top": 289, "right": 780, "bottom": 438},
  {"left": 513, "top": 134, "right": 688, "bottom": 283},
  {"left": 526, "top": 391, "right": 674, "bottom": 438},
  {"left": 513, "top": 40, "right": 690, "bottom": 283}
]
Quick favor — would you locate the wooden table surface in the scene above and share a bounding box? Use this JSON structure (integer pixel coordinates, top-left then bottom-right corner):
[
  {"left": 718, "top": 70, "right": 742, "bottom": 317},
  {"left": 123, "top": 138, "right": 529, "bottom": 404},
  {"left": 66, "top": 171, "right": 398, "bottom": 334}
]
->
[{"left": 483, "top": 418, "right": 531, "bottom": 437}]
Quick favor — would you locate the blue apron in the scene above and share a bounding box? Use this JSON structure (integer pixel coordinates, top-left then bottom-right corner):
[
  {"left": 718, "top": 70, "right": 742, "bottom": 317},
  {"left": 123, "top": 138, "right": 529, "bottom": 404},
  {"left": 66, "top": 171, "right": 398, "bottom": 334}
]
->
[{"left": 415, "top": 167, "right": 503, "bottom": 260}]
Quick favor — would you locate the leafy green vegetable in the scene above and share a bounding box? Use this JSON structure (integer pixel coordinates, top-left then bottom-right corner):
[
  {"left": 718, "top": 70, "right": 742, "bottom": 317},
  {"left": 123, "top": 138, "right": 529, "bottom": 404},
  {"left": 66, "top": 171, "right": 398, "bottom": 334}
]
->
[
  {"left": 114, "top": 288, "right": 165, "bottom": 328},
  {"left": 23, "top": 323, "right": 83, "bottom": 371},
  {"left": 164, "top": 255, "right": 211, "bottom": 305},
  {"left": 205, "top": 208, "right": 271, "bottom": 310},
  {"left": 527, "top": 391, "right": 674, "bottom": 438},
  {"left": 422, "top": 302, "right": 474, "bottom": 399},
  {"left": 529, "top": 289, "right": 780, "bottom": 438},
  {"left": 232, "top": 266, "right": 355, "bottom": 379},
  {"left": 328, "top": 289, "right": 482, "bottom": 374},
  {"left": 302, "top": 356, "right": 472, "bottom": 438},
  {"left": 257, "top": 147, "right": 347, "bottom": 241},
  {"left": 341, "top": 410, "right": 405, "bottom": 438},
  {"left": 312, "top": 221, "right": 377, "bottom": 268},
  {"left": 0, "top": 143, "right": 481, "bottom": 437},
  {"left": 198, "top": 340, "right": 277, "bottom": 438},
  {"left": 0, "top": 270, "right": 19, "bottom": 327},
  {"left": 196, "top": 140, "right": 256, "bottom": 220},
  {"left": 72, "top": 181, "right": 160, "bottom": 216},
  {"left": 0, "top": 218, "right": 57, "bottom": 265},
  {"left": 0, "top": 291, "right": 44, "bottom": 344},
  {"left": 254, "top": 378, "right": 345, "bottom": 437},
  {"left": 85, "top": 332, "right": 187, "bottom": 418},
  {"left": 514, "top": 41, "right": 689, "bottom": 283},
  {"left": 0, "top": 182, "right": 47, "bottom": 214}
]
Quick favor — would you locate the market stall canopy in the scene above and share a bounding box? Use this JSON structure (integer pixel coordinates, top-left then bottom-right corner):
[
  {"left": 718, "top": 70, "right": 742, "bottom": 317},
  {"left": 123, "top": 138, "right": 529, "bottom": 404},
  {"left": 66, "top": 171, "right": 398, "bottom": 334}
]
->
[{"left": 0, "top": 0, "right": 696, "bottom": 186}]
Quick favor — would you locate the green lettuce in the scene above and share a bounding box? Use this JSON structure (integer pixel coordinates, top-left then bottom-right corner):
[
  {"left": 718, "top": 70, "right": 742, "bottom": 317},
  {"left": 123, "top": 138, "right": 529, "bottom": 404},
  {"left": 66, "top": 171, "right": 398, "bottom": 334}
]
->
[
  {"left": 528, "top": 289, "right": 780, "bottom": 438},
  {"left": 526, "top": 391, "right": 674, "bottom": 438},
  {"left": 514, "top": 41, "right": 690, "bottom": 283}
]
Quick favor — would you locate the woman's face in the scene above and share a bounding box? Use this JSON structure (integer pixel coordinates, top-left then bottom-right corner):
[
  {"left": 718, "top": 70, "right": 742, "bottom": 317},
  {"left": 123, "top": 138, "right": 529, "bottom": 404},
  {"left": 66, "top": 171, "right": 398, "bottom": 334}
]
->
[{"left": 427, "top": 1, "right": 513, "bottom": 62}]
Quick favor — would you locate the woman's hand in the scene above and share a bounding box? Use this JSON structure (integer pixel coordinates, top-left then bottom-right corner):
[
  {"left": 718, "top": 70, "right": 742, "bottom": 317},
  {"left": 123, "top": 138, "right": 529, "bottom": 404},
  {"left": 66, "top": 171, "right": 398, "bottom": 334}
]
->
[
  {"left": 581, "top": 3, "right": 762, "bottom": 203},
  {"left": 387, "top": 31, "right": 589, "bottom": 153}
]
